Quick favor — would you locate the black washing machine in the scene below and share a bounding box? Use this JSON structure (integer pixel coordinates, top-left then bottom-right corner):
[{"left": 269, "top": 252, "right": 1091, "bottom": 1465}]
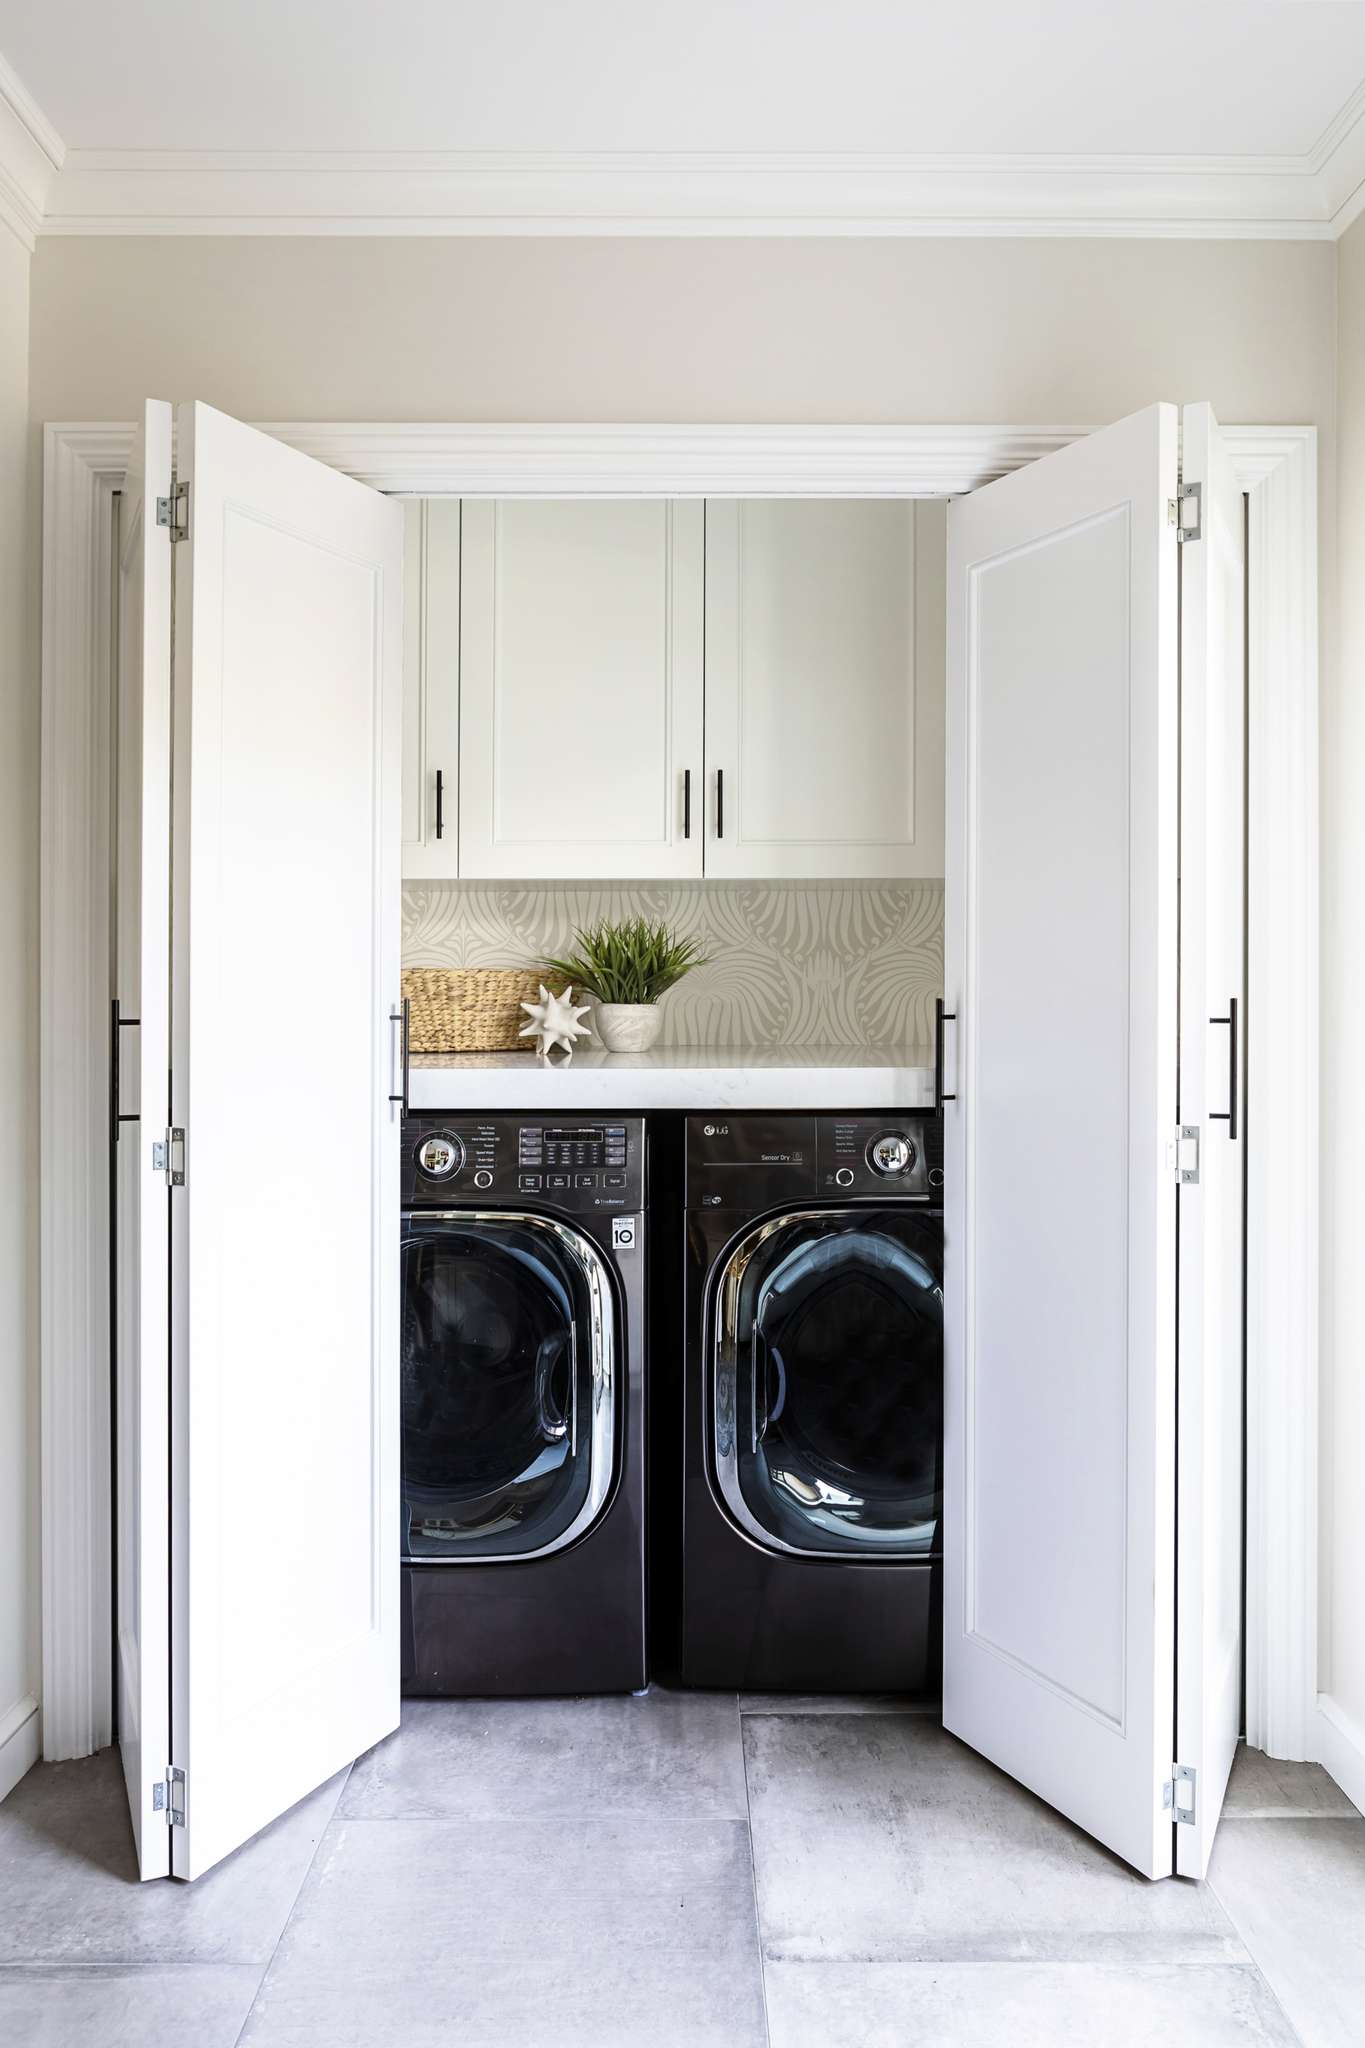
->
[
  {"left": 401, "top": 1113, "right": 646, "bottom": 1695},
  {"left": 680, "top": 1112, "right": 943, "bottom": 1694}
]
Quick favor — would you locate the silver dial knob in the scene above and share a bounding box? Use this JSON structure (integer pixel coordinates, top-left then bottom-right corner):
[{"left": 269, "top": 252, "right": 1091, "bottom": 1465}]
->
[
  {"left": 868, "top": 1131, "right": 915, "bottom": 1178},
  {"left": 417, "top": 1132, "right": 464, "bottom": 1180}
]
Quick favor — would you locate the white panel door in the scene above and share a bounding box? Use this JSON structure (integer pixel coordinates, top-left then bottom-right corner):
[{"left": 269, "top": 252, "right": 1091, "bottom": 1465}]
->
[
  {"left": 943, "top": 404, "right": 1181, "bottom": 1879},
  {"left": 704, "top": 499, "right": 936, "bottom": 879},
  {"left": 459, "top": 499, "right": 704, "bottom": 878},
  {"left": 114, "top": 400, "right": 173, "bottom": 1879},
  {"left": 1175, "top": 403, "right": 1246, "bottom": 1877},
  {"left": 168, "top": 402, "right": 404, "bottom": 1879},
  {"left": 401, "top": 498, "right": 461, "bottom": 879}
]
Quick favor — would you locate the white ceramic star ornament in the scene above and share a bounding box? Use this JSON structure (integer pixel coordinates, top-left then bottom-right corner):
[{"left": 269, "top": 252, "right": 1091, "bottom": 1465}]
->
[{"left": 519, "top": 984, "right": 593, "bottom": 1061}]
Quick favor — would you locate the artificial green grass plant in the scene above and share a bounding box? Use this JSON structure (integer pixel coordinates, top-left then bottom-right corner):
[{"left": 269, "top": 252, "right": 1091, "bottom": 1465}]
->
[{"left": 542, "top": 917, "right": 708, "bottom": 1007}]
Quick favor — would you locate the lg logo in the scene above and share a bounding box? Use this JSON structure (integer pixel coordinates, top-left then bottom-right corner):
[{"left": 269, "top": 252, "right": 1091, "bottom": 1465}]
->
[{"left": 703, "top": 1123, "right": 729, "bottom": 1138}]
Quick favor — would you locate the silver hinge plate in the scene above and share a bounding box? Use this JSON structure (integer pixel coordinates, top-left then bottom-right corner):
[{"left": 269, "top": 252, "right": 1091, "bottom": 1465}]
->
[
  {"left": 1168, "top": 1125, "right": 1200, "bottom": 1184},
  {"left": 1169, "top": 480, "right": 1202, "bottom": 543},
  {"left": 153, "top": 1765, "right": 186, "bottom": 1826},
  {"left": 152, "top": 1127, "right": 186, "bottom": 1186},
  {"left": 155, "top": 480, "right": 189, "bottom": 543},
  {"left": 1163, "top": 1763, "right": 1197, "bottom": 1826}
]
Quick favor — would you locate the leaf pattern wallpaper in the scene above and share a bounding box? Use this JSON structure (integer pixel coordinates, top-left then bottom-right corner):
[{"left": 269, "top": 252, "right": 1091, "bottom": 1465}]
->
[{"left": 403, "top": 881, "right": 943, "bottom": 1049}]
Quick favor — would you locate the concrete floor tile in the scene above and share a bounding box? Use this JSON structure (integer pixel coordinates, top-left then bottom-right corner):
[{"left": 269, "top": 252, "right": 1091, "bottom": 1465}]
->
[
  {"left": 0, "top": 1748, "right": 346, "bottom": 1967},
  {"left": 340, "top": 1685, "right": 748, "bottom": 1821},
  {"left": 1224, "top": 1745, "right": 1359, "bottom": 1819},
  {"left": 763, "top": 1959, "right": 1299, "bottom": 2047},
  {"left": 745, "top": 1714, "right": 1244, "bottom": 1965},
  {"left": 1210, "top": 1817, "right": 1365, "bottom": 2047},
  {"left": 238, "top": 1813, "right": 767, "bottom": 2048},
  {"left": 0, "top": 1964, "right": 263, "bottom": 2048},
  {"left": 739, "top": 1694, "right": 939, "bottom": 1717}
]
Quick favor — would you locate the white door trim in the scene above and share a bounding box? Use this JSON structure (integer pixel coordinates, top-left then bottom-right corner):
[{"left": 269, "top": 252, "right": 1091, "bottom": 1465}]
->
[{"left": 38, "top": 417, "right": 1317, "bottom": 1766}]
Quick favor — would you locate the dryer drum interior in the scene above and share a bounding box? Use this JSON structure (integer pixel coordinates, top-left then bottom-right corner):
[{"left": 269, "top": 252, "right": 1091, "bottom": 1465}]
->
[
  {"left": 400, "top": 1213, "right": 615, "bottom": 1563},
  {"left": 712, "top": 1210, "right": 943, "bottom": 1559}
]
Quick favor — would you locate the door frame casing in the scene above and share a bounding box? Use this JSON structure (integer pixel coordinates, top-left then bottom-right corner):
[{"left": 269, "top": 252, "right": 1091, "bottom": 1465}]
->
[{"left": 38, "top": 416, "right": 1317, "bottom": 1767}]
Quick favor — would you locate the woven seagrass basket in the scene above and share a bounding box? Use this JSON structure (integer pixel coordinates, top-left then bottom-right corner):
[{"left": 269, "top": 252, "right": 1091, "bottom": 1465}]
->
[{"left": 401, "top": 967, "right": 547, "bottom": 1054}]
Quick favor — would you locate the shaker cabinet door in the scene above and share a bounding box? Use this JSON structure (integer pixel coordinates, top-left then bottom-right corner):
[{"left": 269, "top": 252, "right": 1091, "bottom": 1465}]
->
[
  {"left": 402, "top": 499, "right": 461, "bottom": 879},
  {"left": 457, "top": 499, "right": 704, "bottom": 879},
  {"left": 704, "top": 499, "right": 940, "bottom": 879}
]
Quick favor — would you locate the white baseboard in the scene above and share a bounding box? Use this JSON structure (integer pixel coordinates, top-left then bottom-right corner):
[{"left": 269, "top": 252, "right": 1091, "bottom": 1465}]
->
[
  {"left": 1314, "top": 1693, "right": 1365, "bottom": 1815},
  {"left": 0, "top": 1694, "right": 40, "bottom": 1803}
]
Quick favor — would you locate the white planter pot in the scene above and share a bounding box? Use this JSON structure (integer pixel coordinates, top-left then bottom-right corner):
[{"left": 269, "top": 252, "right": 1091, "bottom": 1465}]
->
[{"left": 593, "top": 1003, "right": 664, "bottom": 1053}]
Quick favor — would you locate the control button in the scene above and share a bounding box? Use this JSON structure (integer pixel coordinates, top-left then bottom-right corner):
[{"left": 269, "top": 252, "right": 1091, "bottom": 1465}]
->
[
  {"left": 546, "top": 1173, "right": 571, "bottom": 1191},
  {"left": 868, "top": 1131, "right": 916, "bottom": 1178},
  {"left": 575, "top": 1173, "right": 599, "bottom": 1189},
  {"left": 518, "top": 1174, "right": 543, "bottom": 1191},
  {"left": 472, "top": 1168, "right": 494, "bottom": 1189},
  {"left": 928, "top": 1167, "right": 945, "bottom": 1188},
  {"left": 416, "top": 1133, "right": 464, "bottom": 1180},
  {"left": 604, "top": 1172, "right": 627, "bottom": 1188},
  {"left": 834, "top": 1167, "right": 856, "bottom": 1187}
]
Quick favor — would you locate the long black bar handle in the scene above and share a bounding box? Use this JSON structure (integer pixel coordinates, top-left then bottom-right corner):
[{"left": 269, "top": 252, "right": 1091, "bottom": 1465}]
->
[
  {"left": 935, "top": 996, "right": 958, "bottom": 1111},
  {"left": 683, "top": 768, "right": 692, "bottom": 840},
  {"left": 716, "top": 768, "right": 724, "bottom": 839},
  {"left": 1209, "top": 995, "right": 1239, "bottom": 1141},
  {"left": 434, "top": 768, "right": 445, "bottom": 841},
  {"left": 388, "top": 997, "right": 411, "bottom": 1114}
]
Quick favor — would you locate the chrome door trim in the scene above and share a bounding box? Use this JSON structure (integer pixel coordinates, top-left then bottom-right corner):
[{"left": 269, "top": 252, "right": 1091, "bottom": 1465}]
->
[
  {"left": 709, "top": 1205, "right": 934, "bottom": 1563},
  {"left": 401, "top": 1208, "right": 621, "bottom": 1563}
]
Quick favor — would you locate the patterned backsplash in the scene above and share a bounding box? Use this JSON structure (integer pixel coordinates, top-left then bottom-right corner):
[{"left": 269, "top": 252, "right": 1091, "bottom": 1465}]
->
[{"left": 403, "top": 881, "right": 944, "bottom": 1049}]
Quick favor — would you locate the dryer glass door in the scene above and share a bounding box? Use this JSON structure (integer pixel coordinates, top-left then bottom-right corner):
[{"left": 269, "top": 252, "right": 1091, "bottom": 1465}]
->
[
  {"left": 401, "top": 1212, "right": 616, "bottom": 1561},
  {"left": 713, "top": 1209, "right": 942, "bottom": 1558}
]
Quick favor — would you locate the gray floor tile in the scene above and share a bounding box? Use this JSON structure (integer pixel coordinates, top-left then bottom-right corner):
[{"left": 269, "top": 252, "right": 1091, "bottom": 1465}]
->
[
  {"left": 0, "top": 1748, "right": 346, "bottom": 1967},
  {"left": 763, "top": 1959, "right": 1299, "bottom": 2048},
  {"left": 340, "top": 1685, "right": 748, "bottom": 1821},
  {"left": 740, "top": 1694, "right": 940, "bottom": 1717},
  {"left": 1210, "top": 1817, "right": 1365, "bottom": 2047},
  {"left": 0, "top": 1963, "right": 263, "bottom": 2048},
  {"left": 1224, "top": 1744, "right": 1359, "bottom": 1819},
  {"left": 744, "top": 1714, "right": 1245, "bottom": 1965},
  {"left": 238, "top": 1813, "right": 767, "bottom": 2048}
]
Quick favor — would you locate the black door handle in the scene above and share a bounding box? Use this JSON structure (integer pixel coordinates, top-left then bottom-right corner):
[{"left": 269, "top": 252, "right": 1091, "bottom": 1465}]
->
[
  {"left": 935, "top": 997, "right": 958, "bottom": 1110},
  {"left": 388, "top": 998, "right": 410, "bottom": 1114},
  {"left": 683, "top": 768, "right": 691, "bottom": 840},
  {"left": 716, "top": 768, "right": 724, "bottom": 839},
  {"left": 435, "top": 768, "right": 444, "bottom": 841},
  {"left": 1209, "top": 996, "right": 1239, "bottom": 1141}
]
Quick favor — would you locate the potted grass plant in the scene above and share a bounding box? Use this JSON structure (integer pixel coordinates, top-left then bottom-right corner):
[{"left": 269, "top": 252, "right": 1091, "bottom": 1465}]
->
[{"left": 541, "top": 916, "right": 707, "bottom": 1052}]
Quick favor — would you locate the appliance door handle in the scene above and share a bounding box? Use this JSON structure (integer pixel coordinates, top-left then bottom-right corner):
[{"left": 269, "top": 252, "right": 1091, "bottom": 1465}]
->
[
  {"left": 537, "top": 1330, "right": 573, "bottom": 1446},
  {"left": 388, "top": 997, "right": 410, "bottom": 1112},
  {"left": 935, "top": 997, "right": 958, "bottom": 1110},
  {"left": 434, "top": 768, "right": 444, "bottom": 842},
  {"left": 1209, "top": 996, "right": 1239, "bottom": 1141}
]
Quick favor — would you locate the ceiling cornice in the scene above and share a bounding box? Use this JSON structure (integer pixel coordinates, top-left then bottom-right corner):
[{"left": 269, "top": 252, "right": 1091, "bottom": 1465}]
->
[{"left": 5, "top": 62, "right": 1365, "bottom": 243}]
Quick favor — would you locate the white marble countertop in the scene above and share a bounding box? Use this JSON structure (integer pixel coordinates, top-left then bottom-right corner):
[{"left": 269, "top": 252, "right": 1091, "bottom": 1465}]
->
[{"left": 408, "top": 1043, "right": 936, "bottom": 1112}]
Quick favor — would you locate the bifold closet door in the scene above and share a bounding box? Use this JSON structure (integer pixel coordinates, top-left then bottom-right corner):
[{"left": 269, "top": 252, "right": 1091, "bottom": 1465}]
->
[
  {"left": 943, "top": 404, "right": 1182, "bottom": 1879},
  {"left": 114, "top": 399, "right": 174, "bottom": 1880},
  {"left": 120, "top": 399, "right": 405, "bottom": 1880}
]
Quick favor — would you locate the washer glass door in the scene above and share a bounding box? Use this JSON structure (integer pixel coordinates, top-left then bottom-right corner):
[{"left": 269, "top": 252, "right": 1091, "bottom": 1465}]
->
[
  {"left": 401, "top": 1212, "right": 615, "bottom": 1561},
  {"left": 712, "top": 1209, "right": 942, "bottom": 1557}
]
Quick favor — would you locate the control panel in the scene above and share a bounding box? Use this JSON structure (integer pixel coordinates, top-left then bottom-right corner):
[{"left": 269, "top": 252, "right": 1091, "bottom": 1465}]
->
[
  {"left": 686, "top": 1113, "right": 942, "bottom": 1210},
  {"left": 403, "top": 1115, "right": 643, "bottom": 1214}
]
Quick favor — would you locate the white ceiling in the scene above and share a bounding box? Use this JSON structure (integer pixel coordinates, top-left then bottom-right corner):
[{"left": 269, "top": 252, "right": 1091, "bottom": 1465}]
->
[{"left": 1, "top": 0, "right": 1363, "bottom": 243}]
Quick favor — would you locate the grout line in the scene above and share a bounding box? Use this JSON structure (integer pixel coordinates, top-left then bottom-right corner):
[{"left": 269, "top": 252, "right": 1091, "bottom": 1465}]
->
[
  {"left": 229, "top": 1762, "right": 353, "bottom": 2048},
  {"left": 737, "top": 1696, "right": 774, "bottom": 2048}
]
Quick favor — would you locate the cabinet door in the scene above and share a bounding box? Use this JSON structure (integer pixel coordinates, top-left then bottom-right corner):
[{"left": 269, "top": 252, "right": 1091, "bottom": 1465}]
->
[
  {"left": 401, "top": 499, "right": 461, "bottom": 879},
  {"left": 459, "top": 499, "right": 704, "bottom": 879},
  {"left": 704, "top": 499, "right": 939, "bottom": 879}
]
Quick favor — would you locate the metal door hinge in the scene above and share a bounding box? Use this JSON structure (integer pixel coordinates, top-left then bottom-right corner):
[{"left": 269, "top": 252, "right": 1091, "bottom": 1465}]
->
[
  {"left": 156, "top": 479, "right": 189, "bottom": 543},
  {"left": 152, "top": 1126, "right": 186, "bottom": 1186},
  {"left": 152, "top": 1765, "right": 186, "bottom": 1827},
  {"left": 1163, "top": 1763, "right": 1197, "bottom": 1826},
  {"left": 1168, "top": 480, "right": 1202, "bottom": 543},
  {"left": 1168, "top": 1125, "right": 1200, "bottom": 1184}
]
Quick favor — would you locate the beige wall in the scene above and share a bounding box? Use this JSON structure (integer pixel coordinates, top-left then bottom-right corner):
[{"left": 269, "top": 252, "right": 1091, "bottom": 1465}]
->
[
  {"left": 0, "top": 225, "right": 35, "bottom": 1788},
  {"left": 1324, "top": 212, "right": 1365, "bottom": 1735}
]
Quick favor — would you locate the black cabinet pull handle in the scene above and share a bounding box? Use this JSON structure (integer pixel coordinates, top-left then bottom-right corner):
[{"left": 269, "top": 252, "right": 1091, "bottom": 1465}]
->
[
  {"left": 435, "top": 768, "right": 444, "bottom": 841},
  {"left": 110, "top": 997, "right": 142, "bottom": 1150},
  {"left": 716, "top": 768, "right": 724, "bottom": 839},
  {"left": 388, "top": 998, "right": 410, "bottom": 1114},
  {"left": 1209, "top": 996, "right": 1239, "bottom": 1141},
  {"left": 935, "top": 996, "right": 958, "bottom": 1110},
  {"left": 683, "top": 768, "right": 691, "bottom": 840}
]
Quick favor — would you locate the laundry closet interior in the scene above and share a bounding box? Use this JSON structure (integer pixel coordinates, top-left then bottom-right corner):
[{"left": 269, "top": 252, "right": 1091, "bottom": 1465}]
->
[{"left": 110, "top": 398, "right": 1246, "bottom": 1890}]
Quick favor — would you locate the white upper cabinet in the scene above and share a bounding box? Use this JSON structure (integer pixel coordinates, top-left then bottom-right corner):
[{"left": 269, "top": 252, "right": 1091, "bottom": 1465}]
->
[
  {"left": 402, "top": 499, "right": 461, "bottom": 879},
  {"left": 704, "top": 499, "right": 942, "bottom": 879},
  {"left": 457, "top": 499, "right": 704, "bottom": 879}
]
